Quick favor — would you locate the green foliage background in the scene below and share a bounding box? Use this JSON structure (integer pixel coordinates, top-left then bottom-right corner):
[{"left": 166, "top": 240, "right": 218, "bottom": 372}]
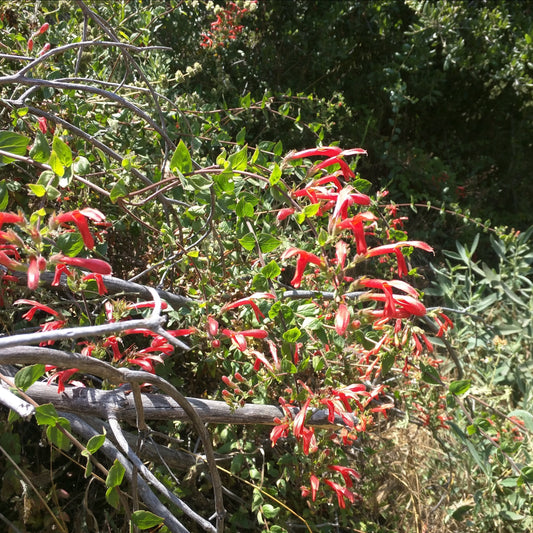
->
[{"left": 0, "top": 1, "right": 532, "bottom": 532}]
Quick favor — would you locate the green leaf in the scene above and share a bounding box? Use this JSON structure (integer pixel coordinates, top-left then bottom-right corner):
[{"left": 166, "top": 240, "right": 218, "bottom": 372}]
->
[
  {"left": 48, "top": 150, "right": 65, "bottom": 177},
  {"left": 84, "top": 433, "right": 106, "bottom": 455},
  {"left": 131, "top": 510, "right": 164, "bottom": 529},
  {"left": 381, "top": 351, "right": 395, "bottom": 376},
  {"left": 303, "top": 203, "right": 320, "bottom": 217},
  {"left": 236, "top": 198, "right": 254, "bottom": 218},
  {"left": 240, "top": 92, "right": 251, "bottom": 109},
  {"left": 170, "top": 139, "right": 192, "bottom": 174},
  {"left": 110, "top": 178, "right": 128, "bottom": 203},
  {"left": 73, "top": 156, "right": 90, "bottom": 175},
  {"left": 262, "top": 504, "right": 280, "bottom": 519},
  {"left": 0, "top": 131, "right": 29, "bottom": 166},
  {"left": 269, "top": 163, "right": 282, "bottom": 186},
  {"left": 236, "top": 127, "right": 246, "bottom": 145},
  {"left": 449, "top": 380, "right": 471, "bottom": 395},
  {"left": 29, "top": 131, "right": 50, "bottom": 163},
  {"left": 14, "top": 364, "right": 45, "bottom": 391},
  {"left": 214, "top": 169, "right": 234, "bottom": 194},
  {"left": 283, "top": 327, "right": 301, "bottom": 342},
  {"left": 352, "top": 177, "right": 371, "bottom": 193},
  {"left": 52, "top": 136, "right": 72, "bottom": 167},
  {"left": 106, "top": 459, "right": 126, "bottom": 488},
  {"left": 228, "top": 145, "right": 248, "bottom": 171},
  {"left": 184, "top": 173, "right": 212, "bottom": 191},
  {"left": 105, "top": 486, "right": 121, "bottom": 509},
  {"left": 420, "top": 363, "right": 442, "bottom": 385},
  {"left": 35, "top": 403, "right": 59, "bottom": 426},
  {"left": 257, "top": 233, "right": 281, "bottom": 253},
  {"left": 0, "top": 180, "right": 7, "bottom": 210},
  {"left": 47, "top": 418, "right": 72, "bottom": 450},
  {"left": 56, "top": 232, "right": 84, "bottom": 256},
  {"left": 28, "top": 184, "right": 46, "bottom": 197},
  {"left": 262, "top": 260, "right": 281, "bottom": 279},
  {"left": 239, "top": 233, "right": 256, "bottom": 251},
  {"left": 273, "top": 140, "right": 283, "bottom": 157}
]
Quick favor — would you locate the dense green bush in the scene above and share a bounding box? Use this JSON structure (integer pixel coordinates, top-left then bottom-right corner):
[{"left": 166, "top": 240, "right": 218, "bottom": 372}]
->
[{"left": 0, "top": 1, "right": 531, "bottom": 532}]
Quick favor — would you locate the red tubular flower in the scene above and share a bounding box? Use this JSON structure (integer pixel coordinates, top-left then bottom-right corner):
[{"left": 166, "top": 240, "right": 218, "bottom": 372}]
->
[
  {"left": 281, "top": 247, "right": 323, "bottom": 288},
  {"left": 293, "top": 397, "right": 311, "bottom": 439},
  {"left": 277, "top": 207, "right": 296, "bottom": 221},
  {"left": 15, "top": 299, "right": 61, "bottom": 320},
  {"left": 53, "top": 208, "right": 106, "bottom": 250},
  {"left": 221, "top": 292, "right": 275, "bottom": 321},
  {"left": 39, "top": 319, "right": 67, "bottom": 345},
  {"left": 27, "top": 255, "right": 41, "bottom": 290},
  {"left": 47, "top": 368, "right": 79, "bottom": 394},
  {"left": 252, "top": 350, "right": 274, "bottom": 371},
  {"left": 0, "top": 251, "right": 22, "bottom": 271},
  {"left": 38, "top": 43, "right": 51, "bottom": 56},
  {"left": 310, "top": 474, "right": 320, "bottom": 501},
  {"left": 82, "top": 273, "right": 107, "bottom": 295},
  {"left": 328, "top": 465, "right": 361, "bottom": 488},
  {"left": 50, "top": 254, "right": 112, "bottom": 275},
  {"left": 37, "top": 117, "right": 47, "bottom": 134},
  {"left": 337, "top": 212, "right": 377, "bottom": 255},
  {"left": 359, "top": 278, "right": 420, "bottom": 298},
  {"left": 301, "top": 427, "right": 318, "bottom": 454},
  {"left": 335, "top": 304, "right": 350, "bottom": 335},
  {"left": 221, "top": 329, "right": 248, "bottom": 351},
  {"left": 38, "top": 23, "right": 49, "bottom": 34},
  {"left": 52, "top": 263, "right": 71, "bottom": 285},
  {"left": 335, "top": 240, "right": 349, "bottom": 269},
  {"left": 323, "top": 479, "right": 356, "bottom": 508},
  {"left": 103, "top": 336, "right": 123, "bottom": 361},
  {"left": 0, "top": 212, "right": 24, "bottom": 229},
  {"left": 128, "top": 357, "right": 156, "bottom": 374},
  {"left": 270, "top": 418, "right": 290, "bottom": 446},
  {"left": 366, "top": 240, "right": 433, "bottom": 277},
  {"left": 28, "top": 38, "right": 34, "bottom": 52},
  {"left": 207, "top": 316, "right": 219, "bottom": 336},
  {"left": 290, "top": 147, "right": 343, "bottom": 159}
]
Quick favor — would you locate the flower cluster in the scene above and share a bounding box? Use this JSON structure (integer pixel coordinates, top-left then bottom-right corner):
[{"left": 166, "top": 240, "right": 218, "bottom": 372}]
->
[
  {"left": 200, "top": 1, "right": 255, "bottom": 48},
  {"left": 215, "top": 145, "right": 454, "bottom": 508}
]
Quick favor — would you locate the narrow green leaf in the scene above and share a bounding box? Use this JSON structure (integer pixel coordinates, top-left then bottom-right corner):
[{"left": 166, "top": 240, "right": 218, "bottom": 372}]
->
[
  {"left": 0, "top": 131, "right": 29, "bottom": 165},
  {"left": 269, "top": 163, "right": 282, "bottom": 186},
  {"left": 48, "top": 150, "right": 64, "bottom": 177},
  {"left": 29, "top": 131, "right": 50, "bottom": 163},
  {"left": 0, "top": 180, "right": 7, "bottom": 210},
  {"left": 131, "top": 510, "right": 165, "bottom": 529},
  {"left": 236, "top": 127, "right": 246, "bottom": 145},
  {"left": 240, "top": 93, "right": 251, "bottom": 109},
  {"left": 28, "top": 184, "right": 46, "bottom": 197},
  {"left": 52, "top": 136, "right": 72, "bottom": 167},
  {"left": 14, "top": 364, "right": 45, "bottom": 391},
  {"left": 105, "top": 486, "right": 121, "bottom": 509},
  {"left": 35, "top": 403, "right": 59, "bottom": 426},
  {"left": 449, "top": 380, "right": 471, "bottom": 395},
  {"left": 106, "top": 459, "right": 126, "bottom": 488},
  {"left": 85, "top": 433, "right": 106, "bottom": 455},
  {"left": 170, "top": 139, "right": 192, "bottom": 174}
]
